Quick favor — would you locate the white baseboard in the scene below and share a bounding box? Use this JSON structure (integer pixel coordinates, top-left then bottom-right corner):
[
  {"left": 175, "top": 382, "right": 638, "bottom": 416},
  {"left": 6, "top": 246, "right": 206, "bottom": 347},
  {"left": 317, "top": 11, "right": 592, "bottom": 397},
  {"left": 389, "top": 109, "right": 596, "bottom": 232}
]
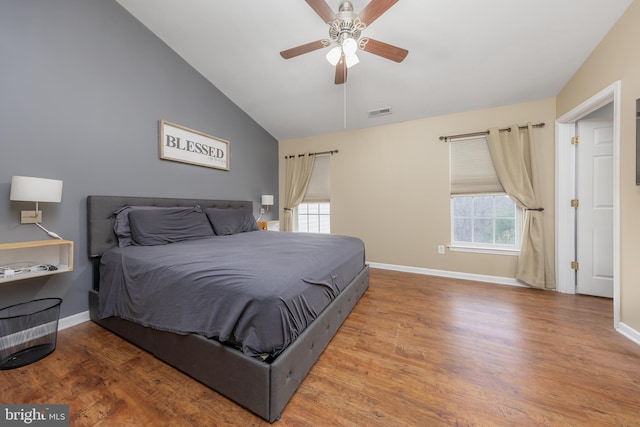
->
[
  {"left": 617, "top": 322, "right": 640, "bottom": 345},
  {"left": 367, "top": 262, "right": 526, "bottom": 288},
  {"left": 58, "top": 310, "right": 90, "bottom": 331}
]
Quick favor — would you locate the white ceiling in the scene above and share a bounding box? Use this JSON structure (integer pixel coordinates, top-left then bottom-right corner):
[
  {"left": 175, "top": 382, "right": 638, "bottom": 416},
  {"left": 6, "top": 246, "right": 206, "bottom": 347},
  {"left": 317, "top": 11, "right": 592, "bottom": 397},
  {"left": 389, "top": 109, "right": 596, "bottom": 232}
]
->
[{"left": 115, "top": 0, "right": 632, "bottom": 141}]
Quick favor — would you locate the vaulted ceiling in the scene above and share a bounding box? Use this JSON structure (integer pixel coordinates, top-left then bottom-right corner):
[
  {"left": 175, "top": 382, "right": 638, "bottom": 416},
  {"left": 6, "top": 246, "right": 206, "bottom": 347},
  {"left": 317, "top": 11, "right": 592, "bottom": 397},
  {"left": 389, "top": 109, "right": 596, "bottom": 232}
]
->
[{"left": 116, "top": 0, "right": 632, "bottom": 141}]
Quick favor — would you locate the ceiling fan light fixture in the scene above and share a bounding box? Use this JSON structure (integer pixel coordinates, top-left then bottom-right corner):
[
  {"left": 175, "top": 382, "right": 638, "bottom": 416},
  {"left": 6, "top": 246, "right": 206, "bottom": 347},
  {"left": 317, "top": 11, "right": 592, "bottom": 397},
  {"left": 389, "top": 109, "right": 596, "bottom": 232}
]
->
[
  {"left": 342, "top": 37, "right": 358, "bottom": 55},
  {"left": 345, "top": 52, "right": 359, "bottom": 68},
  {"left": 326, "top": 45, "right": 342, "bottom": 66}
]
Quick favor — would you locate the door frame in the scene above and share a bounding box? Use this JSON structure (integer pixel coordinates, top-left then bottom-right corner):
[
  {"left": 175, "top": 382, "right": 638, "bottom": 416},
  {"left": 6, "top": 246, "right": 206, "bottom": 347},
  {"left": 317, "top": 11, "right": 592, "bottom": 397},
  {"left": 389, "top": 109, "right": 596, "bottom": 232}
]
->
[{"left": 555, "top": 81, "right": 621, "bottom": 326}]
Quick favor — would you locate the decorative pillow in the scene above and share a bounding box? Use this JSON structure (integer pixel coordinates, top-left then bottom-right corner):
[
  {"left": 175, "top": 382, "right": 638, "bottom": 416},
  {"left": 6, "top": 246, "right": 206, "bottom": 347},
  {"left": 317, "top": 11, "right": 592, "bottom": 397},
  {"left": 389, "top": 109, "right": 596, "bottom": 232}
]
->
[
  {"left": 128, "top": 206, "right": 214, "bottom": 246},
  {"left": 205, "top": 208, "right": 259, "bottom": 236}
]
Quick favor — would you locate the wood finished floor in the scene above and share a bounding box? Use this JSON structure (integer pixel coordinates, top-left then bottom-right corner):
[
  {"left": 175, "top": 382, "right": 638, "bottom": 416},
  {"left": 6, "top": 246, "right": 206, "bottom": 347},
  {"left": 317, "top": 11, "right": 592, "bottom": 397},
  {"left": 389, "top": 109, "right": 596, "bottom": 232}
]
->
[{"left": 1, "top": 268, "right": 639, "bottom": 426}]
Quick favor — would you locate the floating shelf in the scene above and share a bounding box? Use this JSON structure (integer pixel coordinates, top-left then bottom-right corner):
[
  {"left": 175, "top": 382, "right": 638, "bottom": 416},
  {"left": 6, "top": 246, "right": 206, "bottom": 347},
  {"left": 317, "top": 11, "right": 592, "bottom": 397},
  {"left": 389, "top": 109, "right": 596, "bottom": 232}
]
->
[{"left": 0, "top": 240, "right": 74, "bottom": 283}]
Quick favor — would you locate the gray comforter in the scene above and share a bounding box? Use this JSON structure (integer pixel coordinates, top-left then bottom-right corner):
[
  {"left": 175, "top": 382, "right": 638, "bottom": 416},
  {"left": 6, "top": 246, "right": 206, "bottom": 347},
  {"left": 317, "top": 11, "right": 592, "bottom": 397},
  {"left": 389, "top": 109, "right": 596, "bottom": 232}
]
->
[{"left": 98, "top": 231, "right": 365, "bottom": 358}]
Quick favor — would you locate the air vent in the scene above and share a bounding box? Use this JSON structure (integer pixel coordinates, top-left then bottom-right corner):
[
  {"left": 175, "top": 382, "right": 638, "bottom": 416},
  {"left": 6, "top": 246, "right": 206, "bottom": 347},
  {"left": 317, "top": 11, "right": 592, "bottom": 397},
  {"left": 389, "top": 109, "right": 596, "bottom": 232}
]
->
[{"left": 367, "top": 107, "right": 392, "bottom": 118}]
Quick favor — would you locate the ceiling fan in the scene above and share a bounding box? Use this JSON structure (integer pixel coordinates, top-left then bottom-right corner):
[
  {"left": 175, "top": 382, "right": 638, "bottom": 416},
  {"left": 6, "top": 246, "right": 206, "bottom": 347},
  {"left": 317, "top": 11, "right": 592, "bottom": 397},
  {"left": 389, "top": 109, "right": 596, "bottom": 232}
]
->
[{"left": 280, "top": 0, "right": 409, "bottom": 85}]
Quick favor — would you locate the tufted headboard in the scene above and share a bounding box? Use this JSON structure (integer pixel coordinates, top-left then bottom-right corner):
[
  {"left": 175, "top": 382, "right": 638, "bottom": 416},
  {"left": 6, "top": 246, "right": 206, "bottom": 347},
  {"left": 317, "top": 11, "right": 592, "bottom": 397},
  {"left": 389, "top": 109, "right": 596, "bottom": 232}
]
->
[{"left": 87, "top": 195, "right": 253, "bottom": 258}]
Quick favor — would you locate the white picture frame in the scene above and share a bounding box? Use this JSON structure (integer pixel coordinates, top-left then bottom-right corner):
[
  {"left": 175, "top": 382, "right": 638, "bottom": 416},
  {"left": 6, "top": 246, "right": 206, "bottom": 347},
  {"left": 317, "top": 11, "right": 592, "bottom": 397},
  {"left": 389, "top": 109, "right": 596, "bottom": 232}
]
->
[{"left": 159, "top": 120, "right": 229, "bottom": 171}]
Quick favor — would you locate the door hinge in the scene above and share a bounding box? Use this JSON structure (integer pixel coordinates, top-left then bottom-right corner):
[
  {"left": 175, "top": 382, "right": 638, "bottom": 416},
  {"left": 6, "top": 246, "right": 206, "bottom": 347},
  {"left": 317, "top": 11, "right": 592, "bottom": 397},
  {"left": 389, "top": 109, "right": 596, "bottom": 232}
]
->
[
  {"left": 571, "top": 261, "right": 579, "bottom": 270},
  {"left": 571, "top": 136, "right": 580, "bottom": 145},
  {"left": 571, "top": 199, "right": 579, "bottom": 208}
]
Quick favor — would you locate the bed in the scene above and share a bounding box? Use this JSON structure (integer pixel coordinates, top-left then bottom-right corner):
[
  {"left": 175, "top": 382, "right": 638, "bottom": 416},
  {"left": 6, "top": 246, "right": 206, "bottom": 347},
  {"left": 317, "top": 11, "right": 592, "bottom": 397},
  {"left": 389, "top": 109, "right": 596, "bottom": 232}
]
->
[{"left": 86, "top": 195, "right": 369, "bottom": 422}]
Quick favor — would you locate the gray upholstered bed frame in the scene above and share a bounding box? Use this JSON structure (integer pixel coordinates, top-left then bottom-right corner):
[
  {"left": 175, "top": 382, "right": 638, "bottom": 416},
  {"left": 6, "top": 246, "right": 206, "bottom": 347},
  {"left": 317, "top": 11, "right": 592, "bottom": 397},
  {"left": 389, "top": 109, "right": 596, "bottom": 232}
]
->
[{"left": 86, "top": 195, "right": 369, "bottom": 422}]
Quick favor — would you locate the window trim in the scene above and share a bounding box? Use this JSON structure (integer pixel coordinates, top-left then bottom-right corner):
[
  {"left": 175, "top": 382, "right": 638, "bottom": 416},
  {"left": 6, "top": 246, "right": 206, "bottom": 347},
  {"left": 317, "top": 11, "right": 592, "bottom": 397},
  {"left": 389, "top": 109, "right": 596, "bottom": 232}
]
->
[{"left": 448, "top": 244, "right": 520, "bottom": 256}]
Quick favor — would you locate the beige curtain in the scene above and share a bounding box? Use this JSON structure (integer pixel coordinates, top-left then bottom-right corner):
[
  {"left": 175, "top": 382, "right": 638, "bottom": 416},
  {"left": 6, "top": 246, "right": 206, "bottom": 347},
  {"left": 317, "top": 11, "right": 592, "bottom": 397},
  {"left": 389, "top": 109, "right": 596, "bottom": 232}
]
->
[
  {"left": 282, "top": 154, "right": 315, "bottom": 231},
  {"left": 487, "top": 124, "right": 554, "bottom": 289}
]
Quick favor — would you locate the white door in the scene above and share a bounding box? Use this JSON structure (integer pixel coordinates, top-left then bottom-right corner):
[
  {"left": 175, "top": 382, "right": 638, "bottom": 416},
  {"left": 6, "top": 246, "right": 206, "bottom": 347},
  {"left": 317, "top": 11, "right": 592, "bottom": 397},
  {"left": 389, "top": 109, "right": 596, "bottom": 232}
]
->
[{"left": 575, "top": 115, "right": 614, "bottom": 298}]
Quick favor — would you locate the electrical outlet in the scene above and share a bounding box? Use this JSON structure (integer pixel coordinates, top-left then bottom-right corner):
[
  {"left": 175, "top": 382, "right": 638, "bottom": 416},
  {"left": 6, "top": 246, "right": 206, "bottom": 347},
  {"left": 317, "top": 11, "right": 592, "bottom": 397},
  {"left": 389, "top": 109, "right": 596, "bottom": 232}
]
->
[
  {"left": 437, "top": 245, "right": 445, "bottom": 254},
  {"left": 260, "top": 208, "right": 265, "bottom": 214}
]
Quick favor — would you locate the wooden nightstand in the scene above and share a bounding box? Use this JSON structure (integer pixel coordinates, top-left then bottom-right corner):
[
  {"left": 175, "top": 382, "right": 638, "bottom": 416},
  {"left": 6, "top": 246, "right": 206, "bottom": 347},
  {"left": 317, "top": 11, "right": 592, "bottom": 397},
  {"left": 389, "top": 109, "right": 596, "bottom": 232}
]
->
[{"left": 257, "top": 220, "right": 280, "bottom": 231}]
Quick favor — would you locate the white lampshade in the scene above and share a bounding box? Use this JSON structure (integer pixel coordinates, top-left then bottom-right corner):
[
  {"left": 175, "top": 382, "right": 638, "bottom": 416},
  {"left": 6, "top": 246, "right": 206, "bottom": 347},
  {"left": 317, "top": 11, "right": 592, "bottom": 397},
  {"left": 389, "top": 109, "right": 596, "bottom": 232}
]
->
[
  {"left": 342, "top": 37, "right": 358, "bottom": 55},
  {"left": 326, "top": 46, "right": 342, "bottom": 66},
  {"left": 261, "top": 195, "right": 274, "bottom": 206},
  {"left": 345, "top": 52, "right": 359, "bottom": 69},
  {"left": 10, "top": 176, "right": 63, "bottom": 203}
]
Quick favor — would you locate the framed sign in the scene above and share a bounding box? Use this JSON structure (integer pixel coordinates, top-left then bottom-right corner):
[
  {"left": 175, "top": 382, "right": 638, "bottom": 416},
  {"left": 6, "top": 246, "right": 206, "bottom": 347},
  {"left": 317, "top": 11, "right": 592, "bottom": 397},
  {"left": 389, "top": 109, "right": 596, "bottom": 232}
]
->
[{"left": 159, "top": 120, "right": 229, "bottom": 171}]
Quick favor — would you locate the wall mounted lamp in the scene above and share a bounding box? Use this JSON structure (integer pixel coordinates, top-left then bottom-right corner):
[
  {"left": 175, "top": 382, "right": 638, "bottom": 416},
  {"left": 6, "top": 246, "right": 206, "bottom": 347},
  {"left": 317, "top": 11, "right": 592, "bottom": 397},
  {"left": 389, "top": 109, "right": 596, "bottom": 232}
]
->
[
  {"left": 10, "top": 175, "right": 64, "bottom": 239},
  {"left": 257, "top": 194, "right": 274, "bottom": 222},
  {"left": 261, "top": 194, "right": 274, "bottom": 212}
]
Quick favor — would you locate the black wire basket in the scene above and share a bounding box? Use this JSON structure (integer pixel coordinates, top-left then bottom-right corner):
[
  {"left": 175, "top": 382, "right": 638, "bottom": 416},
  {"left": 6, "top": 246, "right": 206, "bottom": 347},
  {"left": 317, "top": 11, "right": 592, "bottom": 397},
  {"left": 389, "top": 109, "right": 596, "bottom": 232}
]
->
[{"left": 0, "top": 298, "right": 62, "bottom": 370}]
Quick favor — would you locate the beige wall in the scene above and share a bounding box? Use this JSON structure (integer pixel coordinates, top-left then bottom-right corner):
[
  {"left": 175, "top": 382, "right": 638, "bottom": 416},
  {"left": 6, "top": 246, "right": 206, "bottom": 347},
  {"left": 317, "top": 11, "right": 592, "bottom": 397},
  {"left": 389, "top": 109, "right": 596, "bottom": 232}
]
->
[
  {"left": 279, "top": 98, "right": 556, "bottom": 280},
  {"left": 557, "top": 0, "right": 640, "bottom": 332}
]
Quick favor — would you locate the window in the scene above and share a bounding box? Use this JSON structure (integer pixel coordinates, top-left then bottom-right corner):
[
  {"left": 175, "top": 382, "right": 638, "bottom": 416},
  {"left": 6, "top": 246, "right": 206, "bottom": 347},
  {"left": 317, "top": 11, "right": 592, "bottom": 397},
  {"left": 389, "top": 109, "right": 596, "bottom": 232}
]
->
[
  {"left": 296, "top": 155, "right": 331, "bottom": 233},
  {"left": 297, "top": 202, "right": 331, "bottom": 233},
  {"left": 451, "top": 194, "right": 521, "bottom": 251},
  {"left": 449, "top": 136, "right": 521, "bottom": 253}
]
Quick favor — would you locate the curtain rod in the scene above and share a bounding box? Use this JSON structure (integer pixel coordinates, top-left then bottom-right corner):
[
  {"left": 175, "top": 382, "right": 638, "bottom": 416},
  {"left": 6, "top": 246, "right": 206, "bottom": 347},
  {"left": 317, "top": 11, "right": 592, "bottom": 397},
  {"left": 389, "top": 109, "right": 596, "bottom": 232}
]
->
[
  {"left": 439, "top": 123, "right": 546, "bottom": 142},
  {"left": 284, "top": 149, "right": 339, "bottom": 159}
]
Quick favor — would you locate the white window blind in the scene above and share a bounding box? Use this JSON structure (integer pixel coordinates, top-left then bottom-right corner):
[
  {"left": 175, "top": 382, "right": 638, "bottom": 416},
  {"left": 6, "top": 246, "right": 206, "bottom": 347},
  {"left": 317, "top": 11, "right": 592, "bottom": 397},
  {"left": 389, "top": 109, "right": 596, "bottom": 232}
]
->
[
  {"left": 450, "top": 136, "right": 504, "bottom": 194},
  {"left": 303, "top": 155, "right": 330, "bottom": 202}
]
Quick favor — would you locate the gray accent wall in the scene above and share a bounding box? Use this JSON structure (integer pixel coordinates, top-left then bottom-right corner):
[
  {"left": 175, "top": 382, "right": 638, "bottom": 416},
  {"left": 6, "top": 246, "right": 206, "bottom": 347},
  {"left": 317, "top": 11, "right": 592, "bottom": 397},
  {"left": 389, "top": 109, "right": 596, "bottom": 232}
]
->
[{"left": 0, "top": 0, "right": 278, "bottom": 317}]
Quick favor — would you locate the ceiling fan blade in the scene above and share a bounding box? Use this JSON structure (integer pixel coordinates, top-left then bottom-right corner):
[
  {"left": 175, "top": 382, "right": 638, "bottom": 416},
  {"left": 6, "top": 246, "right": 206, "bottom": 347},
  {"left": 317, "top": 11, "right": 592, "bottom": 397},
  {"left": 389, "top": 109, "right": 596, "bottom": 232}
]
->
[
  {"left": 280, "top": 40, "right": 327, "bottom": 59},
  {"left": 361, "top": 38, "right": 408, "bottom": 62},
  {"left": 358, "top": 0, "right": 399, "bottom": 26},
  {"left": 305, "top": 0, "right": 336, "bottom": 23},
  {"left": 334, "top": 55, "right": 347, "bottom": 85}
]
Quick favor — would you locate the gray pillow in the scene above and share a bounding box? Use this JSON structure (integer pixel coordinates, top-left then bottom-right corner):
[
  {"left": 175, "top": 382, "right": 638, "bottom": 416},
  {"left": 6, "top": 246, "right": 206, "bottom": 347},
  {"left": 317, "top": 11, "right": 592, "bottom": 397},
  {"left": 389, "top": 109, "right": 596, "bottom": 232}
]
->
[
  {"left": 128, "top": 207, "right": 215, "bottom": 246},
  {"left": 205, "top": 208, "right": 259, "bottom": 235},
  {"left": 113, "top": 205, "right": 192, "bottom": 247}
]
